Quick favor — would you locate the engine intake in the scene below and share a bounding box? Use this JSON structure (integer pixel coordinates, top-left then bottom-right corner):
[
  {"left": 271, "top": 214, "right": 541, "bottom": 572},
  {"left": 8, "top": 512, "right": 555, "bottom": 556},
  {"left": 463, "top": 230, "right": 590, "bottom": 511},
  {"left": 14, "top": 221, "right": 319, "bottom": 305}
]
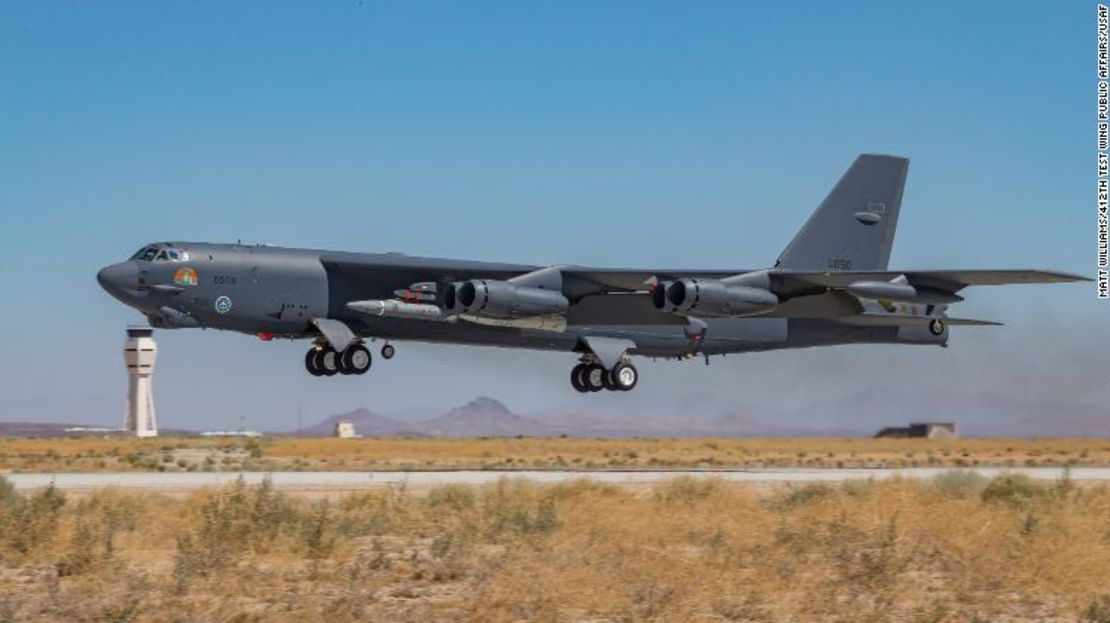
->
[
  {"left": 446, "top": 279, "right": 568, "bottom": 320},
  {"left": 654, "top": 277, "right": 778, "bottom": 317}
]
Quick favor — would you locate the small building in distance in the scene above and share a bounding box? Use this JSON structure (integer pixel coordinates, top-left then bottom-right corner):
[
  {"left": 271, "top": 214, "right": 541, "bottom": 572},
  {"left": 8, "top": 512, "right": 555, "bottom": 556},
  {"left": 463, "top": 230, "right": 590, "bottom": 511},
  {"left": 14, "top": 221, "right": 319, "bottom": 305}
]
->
[
  {"left": 334, "top": 420, "right": 360, "bottom": 439},
  {"left": 874, "top": 422, "right": 958, "bottom": 439}
]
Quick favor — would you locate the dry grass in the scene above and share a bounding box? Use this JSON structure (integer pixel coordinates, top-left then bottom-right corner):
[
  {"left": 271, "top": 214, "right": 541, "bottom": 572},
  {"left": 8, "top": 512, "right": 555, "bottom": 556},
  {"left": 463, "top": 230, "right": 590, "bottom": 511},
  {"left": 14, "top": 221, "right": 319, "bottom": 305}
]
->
[
  {"left": 0, "top": 436, "right": 1108, "bottom": 473},
  {"left": 0, "top": 473, "right": 1107, "bottom": 621}
]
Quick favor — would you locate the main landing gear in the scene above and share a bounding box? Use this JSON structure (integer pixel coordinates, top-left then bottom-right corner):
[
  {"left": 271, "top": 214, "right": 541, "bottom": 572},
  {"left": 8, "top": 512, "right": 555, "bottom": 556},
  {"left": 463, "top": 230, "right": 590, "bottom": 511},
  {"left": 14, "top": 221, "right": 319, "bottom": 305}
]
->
[
  {"left": 304, "top": 343, "right": 373, "bottom": 377},
  {"left": 570, "top": 359, "right": 638, "bottom": 393}
]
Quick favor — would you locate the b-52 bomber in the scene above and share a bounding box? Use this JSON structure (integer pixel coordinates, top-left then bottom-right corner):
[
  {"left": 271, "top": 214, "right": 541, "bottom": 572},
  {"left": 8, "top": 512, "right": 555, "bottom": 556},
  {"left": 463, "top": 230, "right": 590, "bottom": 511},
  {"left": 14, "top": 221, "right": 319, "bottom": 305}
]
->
[{"left": 98, "top": 154, "right": 1086, "bottom": 393}]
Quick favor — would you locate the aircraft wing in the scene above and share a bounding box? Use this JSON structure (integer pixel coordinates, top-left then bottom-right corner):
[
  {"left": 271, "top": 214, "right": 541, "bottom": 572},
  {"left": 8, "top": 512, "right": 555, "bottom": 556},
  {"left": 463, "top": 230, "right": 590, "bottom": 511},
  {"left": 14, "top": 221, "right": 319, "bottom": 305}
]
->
[
  {"left": 320, "top": 252, "right": 538, "bottom": 282},
  {"left": 561, "top": 268, "right": 753, "bottom": 294},
  {"left": 320, "top": 253, "right": 1087, "bottom": 300},
  {"left": 832, "top": 314, "right": 1003, "bottom": 327},
  {"left": 561, "top": 267, "right": 1090, "bottom": 297},
  {"left": 775, "top": 269, "right": 1091, "bottom": 292}
]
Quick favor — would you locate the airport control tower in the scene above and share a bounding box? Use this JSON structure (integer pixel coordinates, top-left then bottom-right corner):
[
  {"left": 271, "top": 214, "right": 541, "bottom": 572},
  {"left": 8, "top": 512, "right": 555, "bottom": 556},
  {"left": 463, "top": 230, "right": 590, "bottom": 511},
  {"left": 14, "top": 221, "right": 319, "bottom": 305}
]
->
[{"left": 123, "top": 326, "right": 158, "bottom": 437}]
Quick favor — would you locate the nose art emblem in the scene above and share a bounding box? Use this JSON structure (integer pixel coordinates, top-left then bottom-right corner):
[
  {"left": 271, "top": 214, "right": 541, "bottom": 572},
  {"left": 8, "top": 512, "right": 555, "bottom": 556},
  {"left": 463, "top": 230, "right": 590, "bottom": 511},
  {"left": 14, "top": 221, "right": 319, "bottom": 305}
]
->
[
  {"left": 173, "top": 267, "right": 198, "bottom": 286},
  {"left": 214, "top": 296, "right": 233, "bottom": 314}
]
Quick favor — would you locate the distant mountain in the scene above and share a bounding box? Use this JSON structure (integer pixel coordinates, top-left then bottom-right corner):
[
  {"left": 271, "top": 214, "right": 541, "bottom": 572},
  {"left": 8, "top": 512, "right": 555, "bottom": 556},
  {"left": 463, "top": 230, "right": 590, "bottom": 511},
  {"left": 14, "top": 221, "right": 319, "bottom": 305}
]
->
[
  {"left": 300, "top": 408, "right": 420, "bottom": 437},
  {"left": 417, "top": 397, "right": 551, "bottom": 437},
  {"left": 308, "top": 397, "right": 814, "bottom": 438},
  {"left": 302, "top": 391, "right": 1107, "bottom": 439}
]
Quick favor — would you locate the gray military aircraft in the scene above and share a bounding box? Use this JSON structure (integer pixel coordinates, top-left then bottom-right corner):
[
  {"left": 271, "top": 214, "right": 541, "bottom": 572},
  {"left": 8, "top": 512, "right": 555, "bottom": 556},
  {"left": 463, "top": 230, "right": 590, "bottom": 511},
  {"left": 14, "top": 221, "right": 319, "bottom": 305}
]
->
[{"left": 97, "top": 154, "right": 1087, "bottom": 392}]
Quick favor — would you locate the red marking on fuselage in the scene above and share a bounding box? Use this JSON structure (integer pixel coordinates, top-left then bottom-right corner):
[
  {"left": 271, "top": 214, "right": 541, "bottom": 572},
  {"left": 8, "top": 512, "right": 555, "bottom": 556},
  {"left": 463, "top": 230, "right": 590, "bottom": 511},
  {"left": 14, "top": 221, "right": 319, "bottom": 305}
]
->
[{"left": 257, "top": 332, "right": 274, "bottom": 341}]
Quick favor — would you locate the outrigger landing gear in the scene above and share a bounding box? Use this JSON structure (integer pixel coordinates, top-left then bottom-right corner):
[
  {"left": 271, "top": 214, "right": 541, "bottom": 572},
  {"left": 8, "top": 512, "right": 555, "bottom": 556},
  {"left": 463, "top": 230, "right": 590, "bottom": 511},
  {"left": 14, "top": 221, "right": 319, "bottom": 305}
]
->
[
  {"left": 305, "top": 342, "right": 372, "bottom": 377},
  {"left": 380, "top": 343, "right": 396, "bottom": 360},
  {"left": 570, "top": 358, "right": 638, "bottom": 393}
]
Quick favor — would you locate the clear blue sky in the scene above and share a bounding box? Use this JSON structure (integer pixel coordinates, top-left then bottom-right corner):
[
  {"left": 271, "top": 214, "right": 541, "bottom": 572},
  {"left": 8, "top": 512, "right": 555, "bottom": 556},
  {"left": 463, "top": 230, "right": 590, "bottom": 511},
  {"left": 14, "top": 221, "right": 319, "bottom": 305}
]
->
[{"left": 0, "top": 2, "right": 1102, "bottom": 431}]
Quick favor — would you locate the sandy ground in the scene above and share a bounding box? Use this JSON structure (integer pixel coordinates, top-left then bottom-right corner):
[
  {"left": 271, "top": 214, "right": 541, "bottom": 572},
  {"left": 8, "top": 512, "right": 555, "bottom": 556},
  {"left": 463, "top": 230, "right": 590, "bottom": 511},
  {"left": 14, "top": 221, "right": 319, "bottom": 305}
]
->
[{"left": 4, "top": 465, "right": 1105, "bottom": 493}]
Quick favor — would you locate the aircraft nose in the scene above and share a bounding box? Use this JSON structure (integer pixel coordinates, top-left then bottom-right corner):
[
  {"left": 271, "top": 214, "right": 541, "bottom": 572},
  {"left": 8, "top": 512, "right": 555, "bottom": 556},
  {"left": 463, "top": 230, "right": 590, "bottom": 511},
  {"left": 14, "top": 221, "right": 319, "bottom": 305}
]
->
[{"left": 97, "top": 261, "right": 139, "bottom": 297}]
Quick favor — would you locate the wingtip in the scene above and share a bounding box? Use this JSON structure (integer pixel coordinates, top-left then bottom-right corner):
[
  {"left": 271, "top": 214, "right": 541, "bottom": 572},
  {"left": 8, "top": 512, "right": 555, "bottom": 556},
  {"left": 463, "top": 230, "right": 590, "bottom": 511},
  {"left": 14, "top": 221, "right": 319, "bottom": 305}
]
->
[{"left": 1038, "top": 270, "right": 1094, "bottom": 283}]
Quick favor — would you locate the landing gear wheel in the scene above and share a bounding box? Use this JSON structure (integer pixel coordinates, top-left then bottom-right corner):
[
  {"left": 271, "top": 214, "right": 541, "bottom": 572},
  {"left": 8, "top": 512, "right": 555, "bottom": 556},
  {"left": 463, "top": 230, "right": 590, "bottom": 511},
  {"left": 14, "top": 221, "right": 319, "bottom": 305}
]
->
[
  {"left": 583, "top": 364, "right": 606, "bottom": 393},
  {"left": 928, "top": 318, "right": 946, "bottom": 336},
  {"left": 380, "top": 343, "right": 396, "bottom": 360},
  {"left": 341, "top": 345, "right": 372, "bottom": 375},
  {"left": 601, "top": 368, "right": 617, "bottom": 391},
  {"left": 610, "top": 362, "right": 638, "bottom": 392},
  {"left": 570, "top": 364, "right": 589, "bottom": 393},
  {"left": 313, "top": 348, "right": 339, "bottom": 377},
  {"left": 304, "top": 349, "right": 324, "bottom": 376}
]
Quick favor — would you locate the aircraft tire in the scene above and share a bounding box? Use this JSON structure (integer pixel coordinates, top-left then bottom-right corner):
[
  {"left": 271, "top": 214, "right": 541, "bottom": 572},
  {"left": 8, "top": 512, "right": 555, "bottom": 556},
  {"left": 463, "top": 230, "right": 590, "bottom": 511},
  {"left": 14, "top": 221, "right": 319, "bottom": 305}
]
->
[
  {"left": 611, "top": 362, "right": 638, "bottom": 391},
  {"left": 928, "top": 318, "right": 945, "bottom": 336},
  {"left": 570, "top": 364, "right": 589, "bottom": 393},
  {"left": 304, "top": 349, "right": 324, "bottom": 376},
  {"left": 336, "top": 352, "right": 353, "bottom": 375},
  {"left": 380, "top": 343, "right": 396, "bottom": 360},
  {"left": 584, "top": 364, "right": 606, "bottom": 392},
  {"left": 315, "top": 348, "right": 340, "bottom": 377},
  {"left": 342, "top": 345, "right": 373, "bottom": 375},
  {"left": 601, "top": 368, "right": 617, "bottom": 391}
]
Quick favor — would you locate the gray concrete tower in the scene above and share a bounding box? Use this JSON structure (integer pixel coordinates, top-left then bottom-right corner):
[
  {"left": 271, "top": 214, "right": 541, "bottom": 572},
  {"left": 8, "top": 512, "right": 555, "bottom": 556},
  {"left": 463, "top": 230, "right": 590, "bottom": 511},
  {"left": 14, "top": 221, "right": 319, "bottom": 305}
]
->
[{"left": 123, "top": 326, "right": 158, "bottom": 437}]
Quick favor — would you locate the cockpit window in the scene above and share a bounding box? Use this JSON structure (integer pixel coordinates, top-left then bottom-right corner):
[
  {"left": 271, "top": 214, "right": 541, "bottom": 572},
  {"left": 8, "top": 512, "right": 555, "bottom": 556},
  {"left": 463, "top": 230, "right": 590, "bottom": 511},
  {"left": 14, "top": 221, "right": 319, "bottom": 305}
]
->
[{"left": 130, "top": 245, "right": 190, "bottom": 262}]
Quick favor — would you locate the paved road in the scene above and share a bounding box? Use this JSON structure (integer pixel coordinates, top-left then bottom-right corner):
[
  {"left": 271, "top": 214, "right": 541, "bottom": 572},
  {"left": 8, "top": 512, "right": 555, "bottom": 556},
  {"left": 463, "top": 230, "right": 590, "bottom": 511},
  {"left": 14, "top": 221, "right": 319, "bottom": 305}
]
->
[{"left": 4, "top": 466, "right": 1107, "bottom": 492}]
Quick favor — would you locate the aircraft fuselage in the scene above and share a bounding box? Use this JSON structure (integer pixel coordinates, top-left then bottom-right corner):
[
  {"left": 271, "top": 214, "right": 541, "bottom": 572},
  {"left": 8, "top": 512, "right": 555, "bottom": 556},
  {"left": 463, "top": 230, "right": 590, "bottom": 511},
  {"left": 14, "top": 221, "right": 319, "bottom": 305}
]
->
[{"left": 97, "top": 241, "right": 943, "bottom": 361}]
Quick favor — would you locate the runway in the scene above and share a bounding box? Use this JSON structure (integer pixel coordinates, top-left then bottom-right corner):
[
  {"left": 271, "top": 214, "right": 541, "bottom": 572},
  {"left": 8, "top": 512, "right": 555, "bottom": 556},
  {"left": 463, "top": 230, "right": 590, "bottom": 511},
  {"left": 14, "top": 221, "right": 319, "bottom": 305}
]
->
[{"left": 4, "top": 466, "right": 1109, "bottom": 493}]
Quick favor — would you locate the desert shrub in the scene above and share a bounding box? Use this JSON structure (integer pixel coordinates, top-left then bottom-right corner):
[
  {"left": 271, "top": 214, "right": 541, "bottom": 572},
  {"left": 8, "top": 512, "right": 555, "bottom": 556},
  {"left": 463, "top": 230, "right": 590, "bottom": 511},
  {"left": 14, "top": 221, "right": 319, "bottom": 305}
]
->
[
  {"left": 652, "top": 476, "right": 726, "bottom": 504},
  {"left": 770, "top": 483, "right": 832, "bottom": 510},
  {"left": 56, "top": 520, "right": 98, "bottom": 577},
  {"left": 0, "top": 482, "right": 66, "bottom": 559},
  {"left": 301, "top": 500, "right": 336, "bottom": 559},
  {"left": 54, "top": 489, "right": 146, "bottom": 576},
  {"left": 480, "top": 478, "right": 559, "bottom": 537},
  {"left": 183, "top": 477, "right": 299, "bottom": 570},
  {"left": 545, "top": 478, "right": 621, "bottom": 500},
  {"left": 172, "top": 535, "right": 201, "bottom": 594},
  {"left": 981, "top": 474, "right": 1047, "bottom": 508},
  {"left": 0, "top": 476, "right": 20, "bottom": 514},
  {"left": 426, "top": 484, "right": 476, "bottom": 512},
  {"left": 932, "top": 470, "right": 989, "bottom": 498},
  {"left": 841, "top": 478, "right": 877, "bottom": 498},
  {"left": 1087, "top": 595, "right": 1110, "bottom": 623},
  {"left": 335, "top": 483, "right": 412, "bottom": 537},
  {"left": 245, "top": 439, "right": 263, "bottom": 459}
]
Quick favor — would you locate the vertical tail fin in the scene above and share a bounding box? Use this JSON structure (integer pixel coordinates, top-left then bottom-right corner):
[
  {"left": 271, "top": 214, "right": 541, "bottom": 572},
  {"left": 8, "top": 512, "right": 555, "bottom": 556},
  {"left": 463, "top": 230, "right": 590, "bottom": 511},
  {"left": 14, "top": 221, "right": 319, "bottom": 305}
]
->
[{"left": 775, "top": 154, "right": 909, "bottom": 271}]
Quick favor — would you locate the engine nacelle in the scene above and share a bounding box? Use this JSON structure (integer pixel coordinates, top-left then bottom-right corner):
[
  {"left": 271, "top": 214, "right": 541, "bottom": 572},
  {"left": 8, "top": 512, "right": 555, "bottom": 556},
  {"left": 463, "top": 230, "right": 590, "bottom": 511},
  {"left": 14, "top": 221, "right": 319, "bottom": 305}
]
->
[
  {"left": 650, "top": 280, "right": 677, "bottom": 312},
  {"left": 445, "top": 279, "right": 568, "bottom": 320},
  {"left": 655, "top": 278, "right": 778, "bottom": 317}
]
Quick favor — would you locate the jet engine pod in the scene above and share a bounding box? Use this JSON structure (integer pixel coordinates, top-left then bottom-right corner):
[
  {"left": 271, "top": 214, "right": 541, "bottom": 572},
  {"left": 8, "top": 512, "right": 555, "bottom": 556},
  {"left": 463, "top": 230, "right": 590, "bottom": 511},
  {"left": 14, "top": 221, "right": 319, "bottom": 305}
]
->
[
  {"left": 442, "top": 281, "right": 460, "bottom": 312},
  {"left": 661, "top": 278, "right": 778, "bottom": 317},
  {"left": 650, "top": 280, "right": 677, "bottom": 312},
  {"left": 453, "top": 279, "right": 569, "bottom": 320}
]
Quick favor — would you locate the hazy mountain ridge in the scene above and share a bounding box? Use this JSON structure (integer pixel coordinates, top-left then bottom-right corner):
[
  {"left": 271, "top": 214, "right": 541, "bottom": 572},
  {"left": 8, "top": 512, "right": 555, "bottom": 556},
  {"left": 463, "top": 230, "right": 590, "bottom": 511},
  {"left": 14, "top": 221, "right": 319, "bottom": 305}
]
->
[
  {"left": 306, "top": 392, "right": 1107, "bottom": 439},
  {"left": 305, "top": 396, "right": 861, "bottom": 438},
  {"left": 299, "top": 408, "right": 423, "bottom": 437}
]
